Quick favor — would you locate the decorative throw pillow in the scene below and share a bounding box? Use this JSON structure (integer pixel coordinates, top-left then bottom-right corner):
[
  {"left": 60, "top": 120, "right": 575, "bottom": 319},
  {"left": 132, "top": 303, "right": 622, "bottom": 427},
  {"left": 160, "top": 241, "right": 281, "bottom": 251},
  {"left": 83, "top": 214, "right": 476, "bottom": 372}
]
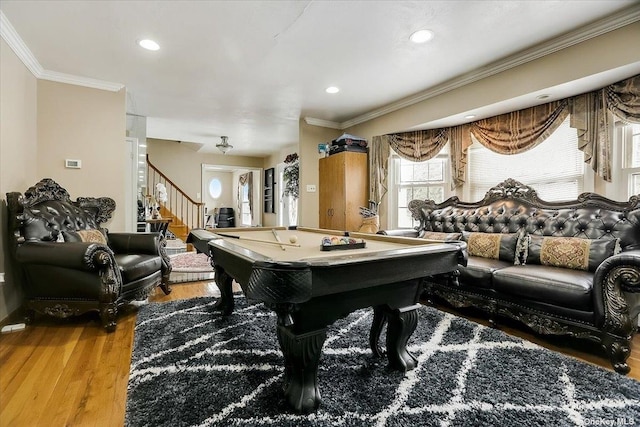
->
[
  {"left": 462, "top": 232, "right": 520, "bottom": 263},
  {"left": 62, "top": 229, "right": 108, "bottom": 245},
  {"left": 421, "top": 231, "right": 462, "bottom": 241},
  {"left": 525, "top": 235, "right": 618, "bottom": 272}
]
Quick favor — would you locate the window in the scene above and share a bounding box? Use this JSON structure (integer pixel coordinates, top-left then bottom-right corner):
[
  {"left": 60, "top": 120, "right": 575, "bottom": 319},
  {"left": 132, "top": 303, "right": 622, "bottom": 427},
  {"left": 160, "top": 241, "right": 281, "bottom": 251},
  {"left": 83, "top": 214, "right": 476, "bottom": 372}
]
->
[
  {"left": 622, "top": 122, "right": 640, "bottom": 197},
  {"left": 240, "top": 183, "right": 251, "bottom": 226},
  {"left": 208, "top": 178, "right": 222, "bottom": 199},
  {"left": 468, "top": 117, "right": 583, "bottom": 201},
  {"left": 391, "top": 151, "right": 449, "bottom": 229}
]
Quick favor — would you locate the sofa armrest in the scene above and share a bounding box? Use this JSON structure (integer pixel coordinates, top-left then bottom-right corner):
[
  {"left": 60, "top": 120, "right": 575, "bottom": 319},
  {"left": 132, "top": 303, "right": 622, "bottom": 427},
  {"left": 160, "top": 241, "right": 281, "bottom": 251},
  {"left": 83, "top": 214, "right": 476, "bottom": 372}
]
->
[
  {"left": 16, "top": 241, "right": 115, "bottom": 271},
  {"left": 108, "top": 232, "right": 171, "bottom": 289},
  {"left": 108, "top": 232, "right": 161, "bottom": 255},
  {"left": 592, "top": 249, "right": 640, "bottom": 337},
  {"left": 377, "top": 229, "right": 419, "bottom": 238}
]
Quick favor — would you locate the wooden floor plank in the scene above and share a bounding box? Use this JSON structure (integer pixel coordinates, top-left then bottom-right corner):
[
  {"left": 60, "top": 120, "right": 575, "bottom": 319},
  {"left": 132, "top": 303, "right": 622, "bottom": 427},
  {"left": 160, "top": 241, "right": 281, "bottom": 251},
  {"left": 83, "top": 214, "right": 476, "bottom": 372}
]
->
[{"left": 0, "top": 280, "right": 638, "bottom": 426}]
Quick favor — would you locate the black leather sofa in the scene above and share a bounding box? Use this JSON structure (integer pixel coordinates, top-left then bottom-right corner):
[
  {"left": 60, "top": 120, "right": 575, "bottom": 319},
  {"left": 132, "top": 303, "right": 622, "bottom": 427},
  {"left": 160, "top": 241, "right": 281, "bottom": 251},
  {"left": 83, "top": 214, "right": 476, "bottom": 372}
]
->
[
  {"left": 380, "top": 179, "right": 640, "bottom": 374},
  {"left": 6, "top": 178, "right": 172, "bottom": 331}
]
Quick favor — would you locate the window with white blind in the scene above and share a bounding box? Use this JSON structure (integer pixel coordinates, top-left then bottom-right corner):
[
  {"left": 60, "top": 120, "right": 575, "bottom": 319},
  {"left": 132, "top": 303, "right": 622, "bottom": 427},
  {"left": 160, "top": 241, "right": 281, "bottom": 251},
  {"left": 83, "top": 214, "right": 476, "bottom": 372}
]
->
[
  {"left": 390, "top": 151, "right": 450, "bottom": 228},
  {"left": 622, "top": 122, "right": 640, "bottom": 197},
  {"left": 467, "top": 116, "right": 584, "bottom": 201}
]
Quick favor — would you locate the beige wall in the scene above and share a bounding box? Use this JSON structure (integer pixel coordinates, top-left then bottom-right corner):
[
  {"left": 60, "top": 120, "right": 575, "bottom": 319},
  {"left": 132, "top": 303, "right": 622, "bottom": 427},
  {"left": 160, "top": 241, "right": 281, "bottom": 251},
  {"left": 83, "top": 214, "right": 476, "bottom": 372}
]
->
[
  {"left": 147, "top": 138, "right": 264, "bottom": 202},
  {"left": 298, "top": 121, "right": 342, "bottom": 228},
  {"left": 37, "top": 81, "right": 127, "bottom": 229},
  {"left": 0, "top": 39, "right": 38, "bottom": 321}
]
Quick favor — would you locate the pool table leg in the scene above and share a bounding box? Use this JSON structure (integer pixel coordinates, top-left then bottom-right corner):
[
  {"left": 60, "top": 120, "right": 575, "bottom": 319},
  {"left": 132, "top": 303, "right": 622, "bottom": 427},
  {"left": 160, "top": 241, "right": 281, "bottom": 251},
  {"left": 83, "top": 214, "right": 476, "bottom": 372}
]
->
[
  {"left": 276, "top": 325, "right": 327, "bottom": 414},
  {"left": 213, "top": 265, "right": 234, "bottom": 316},
  {"left": 385, "top": 304, "right": 420, "bottom": 372},
  {"left": 369, "top": 306, "right": 387, "bottom": 357}
]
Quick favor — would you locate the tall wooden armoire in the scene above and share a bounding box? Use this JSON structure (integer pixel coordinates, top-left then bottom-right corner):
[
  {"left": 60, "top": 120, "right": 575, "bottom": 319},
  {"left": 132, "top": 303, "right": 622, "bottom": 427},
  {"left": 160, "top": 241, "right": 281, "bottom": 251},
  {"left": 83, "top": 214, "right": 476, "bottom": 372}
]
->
[{"left": 319, "top": 151, "right": 368, "bottom": 231}]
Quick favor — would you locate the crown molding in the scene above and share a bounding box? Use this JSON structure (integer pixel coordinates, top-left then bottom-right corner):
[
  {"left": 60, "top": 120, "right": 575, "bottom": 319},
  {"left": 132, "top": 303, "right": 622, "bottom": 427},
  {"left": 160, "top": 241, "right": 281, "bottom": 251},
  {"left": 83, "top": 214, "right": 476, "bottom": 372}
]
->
[
  {"left": 339, "top": 4, "right": 640, "bottom": 129},
  {"left": 0, "top": 10, "right": 43, "bottom": 76},
  {"left": 39, "top": 70, "right": 124, "bottom": 91},
  {"left": 304, "top": 117, "right": 343, "bottom": 129},
  {"left": 1, "top": 11, "right": 124, "bottom": 92}
]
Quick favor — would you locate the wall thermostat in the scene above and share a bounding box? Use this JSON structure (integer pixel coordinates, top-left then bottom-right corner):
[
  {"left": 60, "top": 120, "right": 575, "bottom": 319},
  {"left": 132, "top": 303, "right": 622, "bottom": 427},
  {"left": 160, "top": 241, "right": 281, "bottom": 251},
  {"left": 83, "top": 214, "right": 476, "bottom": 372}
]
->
[{"left": 65, "top": 159, "right": 82, "bottom": 169}]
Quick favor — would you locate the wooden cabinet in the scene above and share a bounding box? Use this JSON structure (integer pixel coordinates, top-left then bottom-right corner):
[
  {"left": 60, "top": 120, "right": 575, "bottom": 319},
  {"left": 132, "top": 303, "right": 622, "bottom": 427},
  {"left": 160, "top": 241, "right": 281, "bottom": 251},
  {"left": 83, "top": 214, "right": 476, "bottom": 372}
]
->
[{"left": 319, "top": 151, "right": 368, "bottom": 231}]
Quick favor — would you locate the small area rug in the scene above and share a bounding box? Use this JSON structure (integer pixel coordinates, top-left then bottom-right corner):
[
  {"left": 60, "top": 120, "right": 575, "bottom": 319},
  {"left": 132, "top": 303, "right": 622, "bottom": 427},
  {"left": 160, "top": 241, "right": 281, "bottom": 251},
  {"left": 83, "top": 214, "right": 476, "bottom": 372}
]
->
[
  {"left": 168, "top": 252, "right": 214, "bottom": 283},
  {"left": 126, "top": 296, "right": 640, "bottom": 427}
]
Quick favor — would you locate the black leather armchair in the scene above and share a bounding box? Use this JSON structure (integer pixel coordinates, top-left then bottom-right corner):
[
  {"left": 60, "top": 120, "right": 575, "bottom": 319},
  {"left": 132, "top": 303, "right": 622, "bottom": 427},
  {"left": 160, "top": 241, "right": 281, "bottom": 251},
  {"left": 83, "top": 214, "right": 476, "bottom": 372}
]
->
[{"left": 6, "top": 178, "right": 172, "bottom": 331}]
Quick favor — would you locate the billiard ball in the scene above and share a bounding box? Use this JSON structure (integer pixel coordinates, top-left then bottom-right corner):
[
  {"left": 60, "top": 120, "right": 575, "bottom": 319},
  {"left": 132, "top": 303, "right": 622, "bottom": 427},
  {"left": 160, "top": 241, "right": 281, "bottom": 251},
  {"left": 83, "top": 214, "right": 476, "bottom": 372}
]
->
[{"left": 289, "top": 235, "right": 298, "bottom": 244}]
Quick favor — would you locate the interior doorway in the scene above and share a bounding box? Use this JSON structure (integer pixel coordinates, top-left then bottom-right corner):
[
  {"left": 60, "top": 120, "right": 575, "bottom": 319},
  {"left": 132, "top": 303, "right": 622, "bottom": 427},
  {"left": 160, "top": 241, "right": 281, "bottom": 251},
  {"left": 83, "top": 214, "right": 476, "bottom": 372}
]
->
[
  {"left": 201, "top": 164, "right": 263, "bottom": 228},
  {"left": 276, "top": 162, "right": 298, "bottom": 227}
]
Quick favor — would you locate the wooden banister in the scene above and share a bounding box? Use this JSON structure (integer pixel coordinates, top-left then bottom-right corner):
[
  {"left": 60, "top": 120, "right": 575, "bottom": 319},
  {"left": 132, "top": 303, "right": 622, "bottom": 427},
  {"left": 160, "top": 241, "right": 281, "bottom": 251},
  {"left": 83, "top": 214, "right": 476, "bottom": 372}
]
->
[{"left": 146, "top": 154, "right": 205, "bottom": 240}]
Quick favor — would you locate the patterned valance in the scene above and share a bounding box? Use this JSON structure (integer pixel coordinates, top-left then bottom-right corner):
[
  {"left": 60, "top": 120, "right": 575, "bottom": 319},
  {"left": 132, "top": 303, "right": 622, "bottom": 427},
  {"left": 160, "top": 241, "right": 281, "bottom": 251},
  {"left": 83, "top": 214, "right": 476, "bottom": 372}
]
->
[
  {"left": 470, "top": 100, "right": 569, "bottom": 155},
  {"left": 388, "top": 128, "right": 450, "bottom": 162},
  {"left": 606, "top": 75, "right": 640, "bottom": 124}
]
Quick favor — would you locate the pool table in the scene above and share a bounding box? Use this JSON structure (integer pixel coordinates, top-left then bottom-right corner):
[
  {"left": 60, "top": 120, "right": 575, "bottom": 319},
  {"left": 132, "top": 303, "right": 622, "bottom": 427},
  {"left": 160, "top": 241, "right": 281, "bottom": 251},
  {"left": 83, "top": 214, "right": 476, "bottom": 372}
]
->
[{"left": 201, "top": 226, "right": 467, "bottom": 413}]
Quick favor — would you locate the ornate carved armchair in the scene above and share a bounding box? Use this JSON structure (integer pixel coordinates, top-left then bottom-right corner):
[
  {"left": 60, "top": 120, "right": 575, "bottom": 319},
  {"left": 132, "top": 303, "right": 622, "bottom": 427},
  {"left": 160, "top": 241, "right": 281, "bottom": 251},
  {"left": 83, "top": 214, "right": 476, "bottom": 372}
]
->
[{"left": 6, "top": 178, "right": 172, "bottom": 331}]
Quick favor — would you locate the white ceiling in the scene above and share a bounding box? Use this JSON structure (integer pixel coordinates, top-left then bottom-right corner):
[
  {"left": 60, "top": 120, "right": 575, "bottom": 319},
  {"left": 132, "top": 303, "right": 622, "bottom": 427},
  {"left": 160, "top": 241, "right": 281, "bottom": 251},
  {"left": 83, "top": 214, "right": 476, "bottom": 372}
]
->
[{"left": 1, "top": 1, "right": 639, "bottom": 156}]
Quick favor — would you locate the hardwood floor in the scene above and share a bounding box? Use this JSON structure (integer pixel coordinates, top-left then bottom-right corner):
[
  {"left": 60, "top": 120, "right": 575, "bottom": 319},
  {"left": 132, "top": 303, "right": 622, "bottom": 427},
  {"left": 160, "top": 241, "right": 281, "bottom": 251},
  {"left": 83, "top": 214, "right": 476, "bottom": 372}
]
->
[{"left": 1, "top": 280, "right": 639, "bottom": 426}]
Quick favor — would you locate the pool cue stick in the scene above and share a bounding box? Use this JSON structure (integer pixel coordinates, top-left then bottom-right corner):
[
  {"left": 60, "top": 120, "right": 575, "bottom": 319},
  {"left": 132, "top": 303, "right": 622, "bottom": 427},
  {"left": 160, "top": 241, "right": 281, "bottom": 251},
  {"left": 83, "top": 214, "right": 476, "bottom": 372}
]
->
[
  {"left": 215, "top": 232, "right": 300, "bottom": 247},
  {"left": 271, "top": 229, "right": 286, "bottom": 251}
]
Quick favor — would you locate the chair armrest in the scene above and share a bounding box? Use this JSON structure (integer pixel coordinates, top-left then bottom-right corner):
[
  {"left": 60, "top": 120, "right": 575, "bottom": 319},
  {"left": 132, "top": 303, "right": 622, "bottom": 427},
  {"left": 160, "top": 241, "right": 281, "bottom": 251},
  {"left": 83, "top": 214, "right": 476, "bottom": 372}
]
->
[
  {"left": 377, "top": 229, "right": 419, "bottom": 238},
  {"left": 593, "top": 249, "right": 640, "bottom": 336},
  {"left": 16, "top": 241, "right": 114, "bottom": 271},
  {"left": 108, "top": 232, "right": 161, "bottom": 255}
]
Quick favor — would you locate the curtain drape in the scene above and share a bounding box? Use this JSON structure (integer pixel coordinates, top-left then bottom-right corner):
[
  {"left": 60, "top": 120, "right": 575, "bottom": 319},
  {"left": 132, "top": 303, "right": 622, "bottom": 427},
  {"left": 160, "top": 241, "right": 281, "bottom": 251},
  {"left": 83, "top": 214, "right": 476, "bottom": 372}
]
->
[
  {"left": 388, "top": 128, "right": 449, "bottom": 162},
  {"left": 470, "top": 100, "right": 569, "bottom": 155},
  {"left": 369, "top": 135, "right": 391, "bottom": 207},
  {"left": 569, "top": 90, "right": 612, "bottom": 182},
  {"left": 449, "top": 124, "right": 472, "bottom": 189},
  {"left": 238, "top": 172, "right": 253, "bottom": 221}
]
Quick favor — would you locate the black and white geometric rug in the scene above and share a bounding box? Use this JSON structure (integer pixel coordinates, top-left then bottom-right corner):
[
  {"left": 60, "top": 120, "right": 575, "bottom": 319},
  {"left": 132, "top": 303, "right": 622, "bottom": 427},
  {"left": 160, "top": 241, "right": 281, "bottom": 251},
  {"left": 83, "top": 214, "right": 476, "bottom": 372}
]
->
[{"left": 126, "top": 296, "right": 640, "bottom": 427}]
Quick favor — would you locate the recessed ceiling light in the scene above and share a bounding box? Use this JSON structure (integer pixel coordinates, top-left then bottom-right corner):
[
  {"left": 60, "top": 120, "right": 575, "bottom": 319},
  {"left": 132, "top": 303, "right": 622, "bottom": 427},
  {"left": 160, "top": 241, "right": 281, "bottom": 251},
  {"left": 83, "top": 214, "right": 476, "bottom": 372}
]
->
[
  {"left": 465, "top": 114, "right": 476, "bottom": 119},
  {"left": 326, "top": 86, "right": 340, "bottom": 94},
  {"left": 409, "top": 29, "right": 434, "bottom": 44},
  {"left": 138, "top": 39, "right": 160, "bottom": 51},
  {"left": 536, "top": 94, "right": 550, "bottom": 100}
]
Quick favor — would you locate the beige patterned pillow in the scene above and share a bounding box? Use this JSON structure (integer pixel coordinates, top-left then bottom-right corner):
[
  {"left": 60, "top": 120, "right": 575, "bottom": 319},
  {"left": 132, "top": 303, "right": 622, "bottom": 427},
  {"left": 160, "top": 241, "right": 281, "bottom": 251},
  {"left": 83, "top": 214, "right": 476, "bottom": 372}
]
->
[
  {"left": 466, "top": 233, "right": 502, "bottom": 259},
  {"left": 62, "top": 229, "right": 108, "bottom": 245},
  {"left": 525, "top": 235, "right": 618, "bottom": 271},
  {"left": 540, "top": 237, "right": 590, "bottom": 270},
  {"left": 421, "top": 231, "right": 462, "bottom": 241}
]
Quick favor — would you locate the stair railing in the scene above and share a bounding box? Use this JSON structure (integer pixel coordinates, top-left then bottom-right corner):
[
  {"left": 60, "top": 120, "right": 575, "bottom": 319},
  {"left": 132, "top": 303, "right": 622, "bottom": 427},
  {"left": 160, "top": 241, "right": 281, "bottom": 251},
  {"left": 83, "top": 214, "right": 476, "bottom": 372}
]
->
[{"left": 146, "top": 154, "right": 205, "bottom": 236}]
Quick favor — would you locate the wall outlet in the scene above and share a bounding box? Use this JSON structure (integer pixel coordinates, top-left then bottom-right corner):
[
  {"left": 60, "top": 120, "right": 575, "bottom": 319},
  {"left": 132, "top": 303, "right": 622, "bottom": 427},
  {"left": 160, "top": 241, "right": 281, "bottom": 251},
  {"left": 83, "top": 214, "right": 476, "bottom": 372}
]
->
[
  {"left": 0, "top": 272, "right": 4, "bottom": 283},
  {"left": 306, "top": 184, "right": 317, "bottom": 193},
  {"left": 1, "top": 323, "right": 26, "bottom": 333}
]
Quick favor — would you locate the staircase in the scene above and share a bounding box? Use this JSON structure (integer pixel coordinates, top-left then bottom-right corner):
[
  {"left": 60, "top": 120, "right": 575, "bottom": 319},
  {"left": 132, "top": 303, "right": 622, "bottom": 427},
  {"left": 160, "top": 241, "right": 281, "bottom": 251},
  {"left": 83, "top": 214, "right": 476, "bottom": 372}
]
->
[{"left": 146, "top": 155, "right": 205, "bottom": 247}]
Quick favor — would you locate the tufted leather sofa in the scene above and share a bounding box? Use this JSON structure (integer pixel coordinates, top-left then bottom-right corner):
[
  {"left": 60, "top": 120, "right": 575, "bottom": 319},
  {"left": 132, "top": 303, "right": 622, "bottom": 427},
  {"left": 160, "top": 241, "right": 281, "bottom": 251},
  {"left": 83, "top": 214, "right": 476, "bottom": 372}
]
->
[
  {"left": 380, "top": 179, "right": 640, "bottom": 374},
  {"left": 6, "top": 178, "right": 172, "bottom": 331}
]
